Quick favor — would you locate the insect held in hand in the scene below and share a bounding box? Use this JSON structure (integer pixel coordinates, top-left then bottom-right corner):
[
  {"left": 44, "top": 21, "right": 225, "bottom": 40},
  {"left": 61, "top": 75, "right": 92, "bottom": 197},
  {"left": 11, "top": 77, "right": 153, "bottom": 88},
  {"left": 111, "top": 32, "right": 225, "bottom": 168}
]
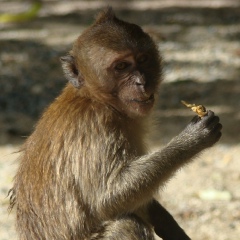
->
[{"left": 181, "top": 100, "right": 207, "bottom": 118}]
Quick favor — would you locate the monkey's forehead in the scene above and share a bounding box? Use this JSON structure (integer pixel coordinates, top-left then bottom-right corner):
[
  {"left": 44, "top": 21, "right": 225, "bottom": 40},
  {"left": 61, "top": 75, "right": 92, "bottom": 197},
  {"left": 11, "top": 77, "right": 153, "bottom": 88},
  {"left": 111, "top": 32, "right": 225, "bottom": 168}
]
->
[{"left": 77, "top": 20, "right": 157, "bottom": 53}]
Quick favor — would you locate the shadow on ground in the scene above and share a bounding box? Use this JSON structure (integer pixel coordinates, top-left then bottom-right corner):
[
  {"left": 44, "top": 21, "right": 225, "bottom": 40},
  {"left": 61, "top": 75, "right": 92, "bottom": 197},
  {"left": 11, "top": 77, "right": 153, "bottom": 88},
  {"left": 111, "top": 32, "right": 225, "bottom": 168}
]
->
[{"left": 0, "top": 5, "right": 239, "bottom": 145}]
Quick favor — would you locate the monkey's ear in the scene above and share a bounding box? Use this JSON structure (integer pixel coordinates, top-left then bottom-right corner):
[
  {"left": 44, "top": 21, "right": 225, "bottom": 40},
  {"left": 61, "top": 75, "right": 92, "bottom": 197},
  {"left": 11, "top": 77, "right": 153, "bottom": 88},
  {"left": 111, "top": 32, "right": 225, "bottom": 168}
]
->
[
  {"left": 95, "top": 7, "right": 115, "bottom": 24},
  {"left": 60, "top": 55, "right": 84, "bottom": 89}
]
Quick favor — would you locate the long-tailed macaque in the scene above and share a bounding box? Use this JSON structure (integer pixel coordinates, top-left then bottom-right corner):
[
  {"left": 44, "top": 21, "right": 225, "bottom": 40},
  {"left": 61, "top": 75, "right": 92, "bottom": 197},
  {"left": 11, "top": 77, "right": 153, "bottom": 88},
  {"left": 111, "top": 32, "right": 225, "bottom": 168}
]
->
[{"left": 9, "top": 8, "right": 222, "bottom": 240}]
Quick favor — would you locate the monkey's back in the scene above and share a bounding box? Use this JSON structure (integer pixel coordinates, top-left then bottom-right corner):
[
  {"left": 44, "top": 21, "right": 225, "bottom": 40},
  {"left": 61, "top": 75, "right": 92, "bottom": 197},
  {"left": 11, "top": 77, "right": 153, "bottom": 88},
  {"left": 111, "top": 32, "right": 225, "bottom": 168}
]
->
[{"left": 11, "top": 85, "right": 148, "bottom": 239}]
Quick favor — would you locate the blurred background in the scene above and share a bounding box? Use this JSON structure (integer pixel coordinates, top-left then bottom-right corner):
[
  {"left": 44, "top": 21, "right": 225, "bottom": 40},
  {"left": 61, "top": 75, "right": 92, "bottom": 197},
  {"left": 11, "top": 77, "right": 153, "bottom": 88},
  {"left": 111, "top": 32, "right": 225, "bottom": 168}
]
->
[{"left": 0, "top": 0, "right": 239, "bottom": 239}]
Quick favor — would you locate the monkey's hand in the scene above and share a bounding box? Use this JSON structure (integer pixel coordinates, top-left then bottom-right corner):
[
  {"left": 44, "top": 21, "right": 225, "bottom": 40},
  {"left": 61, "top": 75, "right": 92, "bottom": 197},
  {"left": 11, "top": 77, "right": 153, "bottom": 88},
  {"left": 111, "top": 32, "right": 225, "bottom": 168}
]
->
[
  {"left": 155, "top": 111, "right": 222, "bottom": 188},
  {"left": 179, "top": 110, "right": 222, "bottom": 151}
]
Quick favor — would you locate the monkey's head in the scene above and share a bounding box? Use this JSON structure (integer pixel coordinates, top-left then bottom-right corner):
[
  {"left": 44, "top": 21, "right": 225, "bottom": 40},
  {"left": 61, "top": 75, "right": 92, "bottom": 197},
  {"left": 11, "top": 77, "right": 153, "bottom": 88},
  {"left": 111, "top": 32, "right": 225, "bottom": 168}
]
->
[{"left": 61, "top": 8, "right": 162, "bottom": 118}]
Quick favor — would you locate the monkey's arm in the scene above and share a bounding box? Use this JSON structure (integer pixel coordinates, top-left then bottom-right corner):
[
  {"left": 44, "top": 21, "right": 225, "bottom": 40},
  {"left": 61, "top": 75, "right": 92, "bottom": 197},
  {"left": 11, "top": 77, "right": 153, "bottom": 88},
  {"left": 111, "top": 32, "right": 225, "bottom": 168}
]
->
[
  {"left": 148, "top": 199, "right": 191, "bottom": 240},
  {"left": 101, "top": 112, "right": 221, "bottom": 213}
]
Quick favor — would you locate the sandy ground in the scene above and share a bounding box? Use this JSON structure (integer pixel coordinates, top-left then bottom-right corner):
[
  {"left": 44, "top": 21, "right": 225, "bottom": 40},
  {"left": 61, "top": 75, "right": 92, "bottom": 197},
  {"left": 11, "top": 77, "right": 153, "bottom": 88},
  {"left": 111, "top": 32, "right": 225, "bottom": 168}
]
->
[{"left": 0, "top": 1, "right": 240, "bottom": 239}]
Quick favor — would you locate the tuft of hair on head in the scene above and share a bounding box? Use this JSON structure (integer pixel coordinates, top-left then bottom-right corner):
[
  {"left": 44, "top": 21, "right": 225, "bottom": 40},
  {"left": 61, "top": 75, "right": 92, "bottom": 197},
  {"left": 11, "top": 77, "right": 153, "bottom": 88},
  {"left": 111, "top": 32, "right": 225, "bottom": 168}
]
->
[{"left": 94, "top": 7, "right": 116, "bottom": 24}]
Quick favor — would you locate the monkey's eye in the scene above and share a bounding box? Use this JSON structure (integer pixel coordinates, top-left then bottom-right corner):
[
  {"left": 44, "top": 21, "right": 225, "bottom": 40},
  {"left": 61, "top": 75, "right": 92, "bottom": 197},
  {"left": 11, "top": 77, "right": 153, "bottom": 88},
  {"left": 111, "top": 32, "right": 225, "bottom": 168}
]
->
[
  {"left": 115, "top": 62, "right": 130, "bottom": 71},
  {"left": 137, "top": 54, "right": 148, "bottom": 64}
]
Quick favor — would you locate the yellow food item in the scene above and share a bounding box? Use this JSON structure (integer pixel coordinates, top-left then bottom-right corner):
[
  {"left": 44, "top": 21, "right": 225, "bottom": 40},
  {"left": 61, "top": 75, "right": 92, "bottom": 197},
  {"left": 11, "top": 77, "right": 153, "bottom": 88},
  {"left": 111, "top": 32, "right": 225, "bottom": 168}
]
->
[{"left": 181, "top": 100, "right": 207, "bottom": 117}]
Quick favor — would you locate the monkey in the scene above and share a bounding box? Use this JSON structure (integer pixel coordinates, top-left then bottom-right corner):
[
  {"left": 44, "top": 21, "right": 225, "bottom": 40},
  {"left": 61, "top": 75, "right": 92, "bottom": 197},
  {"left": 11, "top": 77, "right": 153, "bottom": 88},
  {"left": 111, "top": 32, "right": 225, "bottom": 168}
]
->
[{"left": 9, "top": 8, "right": 222, "bottom": 240}]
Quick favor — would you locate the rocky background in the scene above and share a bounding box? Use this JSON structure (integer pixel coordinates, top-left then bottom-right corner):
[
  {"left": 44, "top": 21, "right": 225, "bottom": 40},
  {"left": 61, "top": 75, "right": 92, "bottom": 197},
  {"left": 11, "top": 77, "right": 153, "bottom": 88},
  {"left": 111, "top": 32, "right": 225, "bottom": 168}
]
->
[{"left": 0, "top": 1, "right": 240, "bottom": 239}]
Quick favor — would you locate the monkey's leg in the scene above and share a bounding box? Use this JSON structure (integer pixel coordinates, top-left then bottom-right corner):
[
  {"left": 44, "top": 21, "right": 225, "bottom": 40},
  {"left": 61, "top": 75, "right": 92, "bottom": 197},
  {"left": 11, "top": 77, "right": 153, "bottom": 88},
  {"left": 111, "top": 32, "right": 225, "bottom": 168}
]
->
[
  {"left": 90, "top": 214, "right": 154, "bottom": 240},
  {"left": 148, "top": 199, "right": 191, "bottom": 240}
]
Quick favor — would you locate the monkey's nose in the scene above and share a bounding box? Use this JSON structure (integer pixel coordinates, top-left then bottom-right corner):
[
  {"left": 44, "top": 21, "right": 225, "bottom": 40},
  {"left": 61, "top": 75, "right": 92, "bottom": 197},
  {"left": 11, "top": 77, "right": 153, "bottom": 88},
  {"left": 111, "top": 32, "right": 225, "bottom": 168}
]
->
[
  {"left": 135, "top": 76, "right": 145, "bottom": 86},
  {"left": 132, "top": 71, "right": 145, "bottom": 86}
]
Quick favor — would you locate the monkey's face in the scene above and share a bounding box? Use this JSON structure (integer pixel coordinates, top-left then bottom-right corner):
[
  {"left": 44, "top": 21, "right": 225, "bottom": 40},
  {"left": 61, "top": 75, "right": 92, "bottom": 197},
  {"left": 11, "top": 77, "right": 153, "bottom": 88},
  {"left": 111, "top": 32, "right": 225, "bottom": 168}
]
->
[
  {"left": 82, "top": 48, "right": 161, "bottom": 118},
  {"left": 109, "top": 52, "right": 157, "bottom": 117},
  {"left": 62, "top": 44, "right": 161, "bottom": 119}
]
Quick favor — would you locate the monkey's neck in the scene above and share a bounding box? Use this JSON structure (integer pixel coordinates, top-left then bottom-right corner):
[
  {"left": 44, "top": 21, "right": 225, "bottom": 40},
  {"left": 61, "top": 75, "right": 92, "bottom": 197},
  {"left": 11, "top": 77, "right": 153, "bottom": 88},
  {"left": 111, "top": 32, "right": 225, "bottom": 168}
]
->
[
  {"left": 62, "top": 84, "right": 149, "bottom": 126},
  {"left": 59, "top": 84, "right": 149, "bottom": 150}
]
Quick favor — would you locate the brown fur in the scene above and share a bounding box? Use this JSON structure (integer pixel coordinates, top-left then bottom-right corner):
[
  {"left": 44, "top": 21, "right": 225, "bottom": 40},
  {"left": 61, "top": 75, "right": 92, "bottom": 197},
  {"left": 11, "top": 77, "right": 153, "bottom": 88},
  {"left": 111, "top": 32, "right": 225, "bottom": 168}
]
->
[
  {"left": 10, "top": 8, "right": 222, "bottom": 240},
  {"left": 12, "top": 86, "right": 150, "bottom": 239}
]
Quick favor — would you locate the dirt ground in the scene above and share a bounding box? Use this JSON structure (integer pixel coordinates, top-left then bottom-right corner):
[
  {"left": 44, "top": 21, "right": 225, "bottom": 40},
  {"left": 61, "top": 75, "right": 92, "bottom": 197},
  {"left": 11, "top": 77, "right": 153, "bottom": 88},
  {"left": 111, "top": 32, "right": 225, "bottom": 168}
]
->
[{"left": 0, "top": 1, "right": 240, "bottom": 239}]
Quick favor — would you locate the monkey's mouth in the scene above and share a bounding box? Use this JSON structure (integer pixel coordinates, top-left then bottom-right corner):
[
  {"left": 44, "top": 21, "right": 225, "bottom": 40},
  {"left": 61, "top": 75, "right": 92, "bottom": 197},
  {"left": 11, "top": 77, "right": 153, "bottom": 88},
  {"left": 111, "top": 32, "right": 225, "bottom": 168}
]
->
[{"left": 132, "top": 94, "right": 154, "bottom": 104}]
